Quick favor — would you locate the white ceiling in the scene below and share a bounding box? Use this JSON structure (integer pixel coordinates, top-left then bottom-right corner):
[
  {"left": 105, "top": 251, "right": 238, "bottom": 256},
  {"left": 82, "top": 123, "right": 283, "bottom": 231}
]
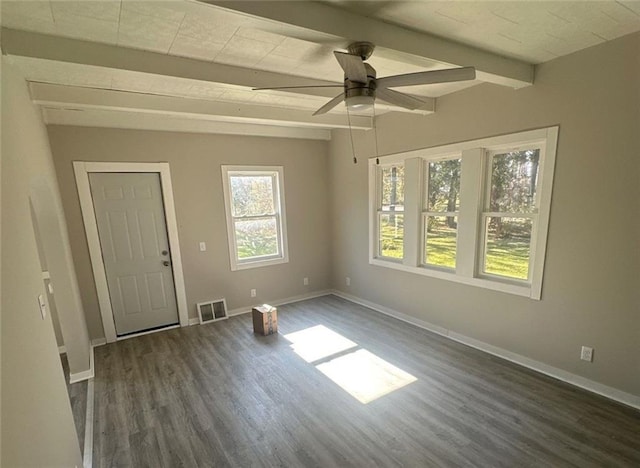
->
[
  {"left": 1, "top": 1, "right": 639, "bottom": 137},
  {"left": 326, "top": 1, "right": 640, "bottom": 64}
]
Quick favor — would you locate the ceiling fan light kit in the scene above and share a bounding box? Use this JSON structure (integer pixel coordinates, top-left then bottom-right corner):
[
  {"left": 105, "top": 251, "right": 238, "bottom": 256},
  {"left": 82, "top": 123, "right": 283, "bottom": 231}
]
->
[{"left": 346, "top": 95, "right": 375, "bottom": 112}]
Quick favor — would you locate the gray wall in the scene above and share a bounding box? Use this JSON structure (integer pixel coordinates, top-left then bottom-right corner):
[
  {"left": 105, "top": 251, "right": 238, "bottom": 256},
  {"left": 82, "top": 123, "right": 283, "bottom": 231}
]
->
[
  {"left": 1, "top": 60, "right": 82, "bottom": 467},
  {"left": 48, "top": 127, "right": 332, "bottom": 340},
  {"left": 329, "top": 32, "right": 640, "bottom": 397}
]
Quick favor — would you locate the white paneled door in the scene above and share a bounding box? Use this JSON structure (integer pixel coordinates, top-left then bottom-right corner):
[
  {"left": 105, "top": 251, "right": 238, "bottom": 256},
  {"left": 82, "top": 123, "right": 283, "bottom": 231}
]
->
[{"left": 89, "top": 172, "right": 179, "bottom": 336}]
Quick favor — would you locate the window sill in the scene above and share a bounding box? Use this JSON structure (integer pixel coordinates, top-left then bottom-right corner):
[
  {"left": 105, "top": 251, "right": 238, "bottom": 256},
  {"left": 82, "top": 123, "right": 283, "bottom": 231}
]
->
[
  {"left": 231, "top": 256, "right": 288, "bottom": 271},
  {"left": 369, "top": 258, "right": 537, "bottom": 299}
]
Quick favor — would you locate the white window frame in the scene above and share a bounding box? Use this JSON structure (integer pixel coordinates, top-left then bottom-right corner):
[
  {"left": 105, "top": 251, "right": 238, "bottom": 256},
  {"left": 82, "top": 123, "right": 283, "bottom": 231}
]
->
[
  {"left": 375, "top": 161, "right": 406, "bottom": 263},
  {"left": 479, "top": 146, "right": 541, "bottom": 284},
  {"left": 369, "top": 127, "right": 559, "bottom": 300},
  {"left": 222, "top": 165, "right": 289, "bottom": 271},
  {"left": 421, "top": 153, "right": 462, "bottom": 271}
]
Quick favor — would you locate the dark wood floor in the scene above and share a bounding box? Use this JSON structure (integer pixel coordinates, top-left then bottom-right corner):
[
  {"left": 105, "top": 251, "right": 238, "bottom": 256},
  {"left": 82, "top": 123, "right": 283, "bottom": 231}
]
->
[
  {"left": 61, "top": 353, "right": 88, "bottom": 451},
  {"left": 92, "top": 295, "right": 640, "bottom": 467}
]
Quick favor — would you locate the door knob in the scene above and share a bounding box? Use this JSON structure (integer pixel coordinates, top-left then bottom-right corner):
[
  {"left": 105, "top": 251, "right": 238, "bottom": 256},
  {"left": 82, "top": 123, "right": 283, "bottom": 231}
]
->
[
  {"left": 163, "top": 260, "right": 170, "bottom": 267},
  {"left": 161, "top": 250, "right": 169, "bottom": 256}
]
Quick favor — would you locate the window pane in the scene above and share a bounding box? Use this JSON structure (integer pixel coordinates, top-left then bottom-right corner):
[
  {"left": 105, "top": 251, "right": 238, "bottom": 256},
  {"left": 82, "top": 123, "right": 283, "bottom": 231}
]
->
[
  {"left": 426, "top": 159, "right": 461, "bottom": 212},
  {"left": 490, "top": 149, "right": 540, "bottom": 213},
  {"left": 230, "top": 175, "right": 275, "bottom": 217},
  {"left": 424, "top": 216, "right": 457, "bottom": 269},
  {"left": 381, "top": 165, "right": 404, "bottom": 211},
  {"left": 483, "top": 217, "right": 532, "bottom": 280},
  {"left": 234, "top": 217, "right": 278, "bottom": 259},
  {"left": 379, "top": 213, "right": 403, "bottom": 258}
]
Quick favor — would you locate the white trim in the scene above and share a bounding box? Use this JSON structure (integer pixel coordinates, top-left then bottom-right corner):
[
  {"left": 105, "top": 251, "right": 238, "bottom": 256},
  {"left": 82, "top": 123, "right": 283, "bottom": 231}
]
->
[
  {"left": 456, "top": 148, "right": 484, "bottom": 278},
  {"left": 69, "top": 344, "right": 94, "bottom": 384},
  {"left": 368, "top": 163, "right": 377, "bottom": 262},
  {"left": 331, "top": 290, "right": 640, "bottom": 411},
  {"left": 83, "top": 377, "right": 95, "bottom": 468},
  {"left": 188, "top": 317, "right": 200, "bottom": 326},
  {"left": 530, "top": 126, "right": 558, "bottom": 299},
  {"left": 370, "top": 258, "right": 531, "bottom": 297},
  {"left": 73, "top": 162, "right": 116, "bottom": 341},
  {"left": 382, "top": 128, "right": 555, "bottom": 160},
  {"left": 73, "top": 161, "right": 189, "bottom": 343},
  {"left": 58, "top": 345, "right": 67, "bottom": 355},
  {"left": 403, "top": 158, "right": 421, "bottom": 267},
  {"left": 221, "top": 165, "right": 289, "bottom": 271}
]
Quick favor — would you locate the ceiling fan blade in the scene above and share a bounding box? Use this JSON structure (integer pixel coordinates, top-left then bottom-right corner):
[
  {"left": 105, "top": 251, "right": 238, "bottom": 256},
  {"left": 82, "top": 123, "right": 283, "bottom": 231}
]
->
[
  {"left": 253, "top": 85, "right": 343, "bottom": 91},
  {"left": 334, "top": 51, "right": 368, "bottom": 83},
  {"left": 376, "top": 88, "right": 426, "bottom": 110},
  {"left": 313, "top": 93, "right": 345, "bottom": 116},
  {"left": 377, "top": 66, "right": 476, "bottom": 88}
]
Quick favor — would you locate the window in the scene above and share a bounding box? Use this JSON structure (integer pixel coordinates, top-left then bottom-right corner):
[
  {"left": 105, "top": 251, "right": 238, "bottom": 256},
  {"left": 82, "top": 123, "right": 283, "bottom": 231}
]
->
[
  {"left": 222, "top": 166, "right": 288, "bottom": 270},
  {"left": 369, "top": 127, "right": 558, "bottom": 299},
  {"left": 482, "top": 149, "right": 540, "bottom": 281},
  {"left": 377, "top": 164, "right": 405, "bottom": 260},
  {"left": 423, "top": 157, "right": 461, "bottom": 269}
]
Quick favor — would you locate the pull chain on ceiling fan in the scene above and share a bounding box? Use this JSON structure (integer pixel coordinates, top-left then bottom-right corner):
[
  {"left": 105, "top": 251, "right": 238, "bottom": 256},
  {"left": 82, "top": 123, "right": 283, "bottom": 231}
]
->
[{"left": 253, "top": 41, "right": 477, "bottom": 116}]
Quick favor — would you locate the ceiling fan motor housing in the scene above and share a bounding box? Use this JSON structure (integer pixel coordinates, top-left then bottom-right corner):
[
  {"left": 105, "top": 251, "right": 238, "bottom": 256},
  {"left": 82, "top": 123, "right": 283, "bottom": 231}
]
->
[{"left": 344, "top": 63, "right": 377, "bottom": 100}]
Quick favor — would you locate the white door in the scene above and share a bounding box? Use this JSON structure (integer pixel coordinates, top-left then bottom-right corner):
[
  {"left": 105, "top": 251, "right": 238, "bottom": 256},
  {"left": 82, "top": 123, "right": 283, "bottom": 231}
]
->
[{"left": 89, "top": 172, "right": 179, "bottom": 336}]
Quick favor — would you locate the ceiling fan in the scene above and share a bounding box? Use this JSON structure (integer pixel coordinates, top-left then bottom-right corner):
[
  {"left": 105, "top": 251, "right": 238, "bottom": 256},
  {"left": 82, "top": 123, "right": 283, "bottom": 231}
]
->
[{"left": 254, "top": 42, "right": 476, "bottom": 116}]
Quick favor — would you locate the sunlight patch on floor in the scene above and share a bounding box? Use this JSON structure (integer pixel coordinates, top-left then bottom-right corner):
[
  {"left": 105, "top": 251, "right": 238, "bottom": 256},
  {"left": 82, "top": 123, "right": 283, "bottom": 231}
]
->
[
  {"left": 317, "top": 349, "right": 417, "bottom": 404},
  {"left": 284, "top": 325, "right": 357, "bottom": 363},
  {"left": 284, "top": 325, "right": 417, "bottom": 404}
]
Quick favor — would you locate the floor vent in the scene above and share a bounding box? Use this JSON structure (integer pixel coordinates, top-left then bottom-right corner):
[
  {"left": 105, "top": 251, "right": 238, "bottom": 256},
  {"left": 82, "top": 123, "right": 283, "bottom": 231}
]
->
[{"left": 197, "top": 299, "right": 228, "bottom": 324}]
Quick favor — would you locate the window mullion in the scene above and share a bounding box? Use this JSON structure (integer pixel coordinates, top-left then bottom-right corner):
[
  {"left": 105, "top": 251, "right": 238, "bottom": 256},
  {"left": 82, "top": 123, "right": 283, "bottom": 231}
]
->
[
  {"left": 402, "top": 158, "right": 422, "bottom": 267},
  {"left": 457, "top": 148, "right": 485, "bottom": 278},
  {"left": 369, "top": 162, "right": 379, "bottom": 261}
]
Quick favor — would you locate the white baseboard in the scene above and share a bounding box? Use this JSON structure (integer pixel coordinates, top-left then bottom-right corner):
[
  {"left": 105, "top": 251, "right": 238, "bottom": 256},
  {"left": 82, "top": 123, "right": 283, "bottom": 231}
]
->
[
  {"left": 226, "top": 289, "right": 333, "bottom": 317},
  {"left": 188, "top": 317, "right": 200, "bottom": 326},
  {"left": 331, "top": 290, "right": 640, "bottom": 411},
  {"left": 83, "top": 377, "right": 95, "bottom": 468},
  {"left": 69, "top": 343, "right": 95, "bottom": 384},
  {"left": 58, "top": 345, "right": 67, "bottom": 355}
]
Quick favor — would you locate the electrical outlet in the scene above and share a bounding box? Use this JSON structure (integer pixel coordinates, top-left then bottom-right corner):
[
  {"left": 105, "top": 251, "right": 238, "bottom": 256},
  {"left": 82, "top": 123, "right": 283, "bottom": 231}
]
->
[
  {"left": 199, "top": 242, "right": 206, "bottom": 252},
  {"left": 346, "top": 277, "right": 351, "bottom": 286},
  {"left": 250, "top": 289, "right": 256, "bottom": 298},
  {"left": 580, "top": 346, "right": 593, "bottom": 362},
  {"left": 303, "top": 277, "right": 309, "bottom": 286}
]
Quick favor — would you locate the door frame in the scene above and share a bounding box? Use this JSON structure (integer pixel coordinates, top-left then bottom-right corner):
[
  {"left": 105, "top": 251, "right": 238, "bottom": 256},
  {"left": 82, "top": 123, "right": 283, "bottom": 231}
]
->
[{"left": 73, "top": 161, "right": 189, "bottom": 343}]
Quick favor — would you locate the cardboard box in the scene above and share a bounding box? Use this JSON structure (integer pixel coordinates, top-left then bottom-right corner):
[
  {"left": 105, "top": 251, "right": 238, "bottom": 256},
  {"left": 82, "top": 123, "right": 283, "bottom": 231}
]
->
[{"left": 252, "top": 305, "right": 278, "bottom": 335}]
